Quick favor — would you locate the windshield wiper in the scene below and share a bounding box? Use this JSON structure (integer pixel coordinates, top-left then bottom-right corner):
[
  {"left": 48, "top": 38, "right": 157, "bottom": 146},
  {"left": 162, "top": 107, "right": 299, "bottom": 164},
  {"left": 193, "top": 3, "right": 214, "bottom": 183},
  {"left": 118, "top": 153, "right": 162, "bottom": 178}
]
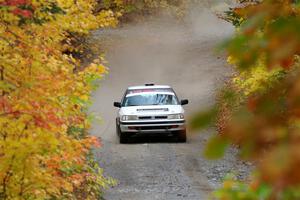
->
[{"left": 151, "top": 103, "right": 163, "bottom": 105}]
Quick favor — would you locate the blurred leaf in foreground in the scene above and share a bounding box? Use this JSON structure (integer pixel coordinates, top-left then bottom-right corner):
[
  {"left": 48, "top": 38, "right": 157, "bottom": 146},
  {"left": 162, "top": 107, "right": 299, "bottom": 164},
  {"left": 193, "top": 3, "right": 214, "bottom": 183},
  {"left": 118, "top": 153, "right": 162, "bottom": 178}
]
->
[
  {"left": 207, "top": 0, "right": 300, "bottom": 199},
  {"left": 191, "top": 107, "right": 218, "bottom": 130},
  {"left": 204, "top": 135, "right": 229, "bottom": 159}
]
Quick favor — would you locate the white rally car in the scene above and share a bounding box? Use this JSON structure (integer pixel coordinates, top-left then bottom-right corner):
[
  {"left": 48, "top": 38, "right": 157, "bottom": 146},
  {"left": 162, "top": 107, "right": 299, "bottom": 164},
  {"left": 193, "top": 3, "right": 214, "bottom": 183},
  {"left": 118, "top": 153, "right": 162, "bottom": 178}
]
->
[{"left": 113, "top": 84, "right": 189, "bottom": 143}]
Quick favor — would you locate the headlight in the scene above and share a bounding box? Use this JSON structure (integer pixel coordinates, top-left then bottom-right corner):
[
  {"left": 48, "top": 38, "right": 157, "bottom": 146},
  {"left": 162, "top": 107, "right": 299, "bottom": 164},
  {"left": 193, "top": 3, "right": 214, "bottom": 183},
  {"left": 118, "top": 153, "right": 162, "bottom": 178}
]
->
[
  {"left": 121, "top": 115, "right": 138, "bottom": 121},
  {"left": 168, "top": 114, "right": 184, "bottom": 120}
]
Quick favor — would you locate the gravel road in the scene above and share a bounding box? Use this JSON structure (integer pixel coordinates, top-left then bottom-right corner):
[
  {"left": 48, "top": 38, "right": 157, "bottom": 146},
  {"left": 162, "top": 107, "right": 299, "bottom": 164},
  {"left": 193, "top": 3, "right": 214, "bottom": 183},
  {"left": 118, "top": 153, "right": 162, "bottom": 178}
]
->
[{"left": 89, "top": 1, "right": 252, "bottom": 199}]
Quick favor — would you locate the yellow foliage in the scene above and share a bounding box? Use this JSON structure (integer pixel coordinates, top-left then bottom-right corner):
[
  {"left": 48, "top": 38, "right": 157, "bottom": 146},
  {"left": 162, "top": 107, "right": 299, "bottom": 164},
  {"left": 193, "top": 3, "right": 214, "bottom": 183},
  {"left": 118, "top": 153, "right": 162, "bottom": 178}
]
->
[
  {"left": 232, "top": 60, "right": 283, "bottom": 96},
  {"left": 0, "top": 0, "right": 118, "bottom": 199}
]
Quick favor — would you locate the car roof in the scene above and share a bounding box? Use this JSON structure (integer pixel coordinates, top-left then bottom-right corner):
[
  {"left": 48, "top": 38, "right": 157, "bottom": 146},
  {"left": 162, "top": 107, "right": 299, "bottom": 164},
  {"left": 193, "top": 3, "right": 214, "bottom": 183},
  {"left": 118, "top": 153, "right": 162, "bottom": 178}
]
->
[{"left": 127, "top": 85, "right": 172, "bottom": 90}]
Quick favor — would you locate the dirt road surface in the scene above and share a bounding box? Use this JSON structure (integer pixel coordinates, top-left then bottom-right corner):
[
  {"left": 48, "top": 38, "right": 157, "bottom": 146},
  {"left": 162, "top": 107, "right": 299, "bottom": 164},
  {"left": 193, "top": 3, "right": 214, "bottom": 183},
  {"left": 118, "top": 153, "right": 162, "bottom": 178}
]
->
[{"left": 89, "top": 2, "right": 251, "bottom": 200}]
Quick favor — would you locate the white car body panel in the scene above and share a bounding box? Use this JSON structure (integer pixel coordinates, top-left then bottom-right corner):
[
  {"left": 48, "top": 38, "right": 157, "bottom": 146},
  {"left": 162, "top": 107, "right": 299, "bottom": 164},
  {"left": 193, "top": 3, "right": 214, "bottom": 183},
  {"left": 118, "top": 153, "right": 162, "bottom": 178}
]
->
[{"left": 119, "top": 105, "right": 184, "bottom": 117}]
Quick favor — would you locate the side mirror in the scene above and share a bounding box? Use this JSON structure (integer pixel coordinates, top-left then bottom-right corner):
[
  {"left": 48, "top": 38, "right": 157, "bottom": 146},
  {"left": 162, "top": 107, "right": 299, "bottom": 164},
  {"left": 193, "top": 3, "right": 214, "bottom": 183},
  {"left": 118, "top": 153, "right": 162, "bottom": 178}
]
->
[
  {"left": 181, "top": 99, "right": 189, "bottom": 105},
  {"left": 114, "top": 102, "right": 121, "bottom": 108}
]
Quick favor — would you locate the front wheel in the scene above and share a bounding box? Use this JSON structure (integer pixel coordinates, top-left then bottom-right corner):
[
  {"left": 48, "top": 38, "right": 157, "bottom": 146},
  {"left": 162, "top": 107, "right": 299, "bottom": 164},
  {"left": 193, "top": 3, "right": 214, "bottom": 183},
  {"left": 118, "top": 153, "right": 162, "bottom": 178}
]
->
[
  {"left": 116, "top": 122, "right": 127, "bottom": 144},
  {"left": 119, "top": 132, "right": 128, "bottom": 144},
  {"left": 116, "top": 121, "right": 120, "bottom": 136},
  {"left": 178, "top": 130, "right": 187, "bottom": 143}
]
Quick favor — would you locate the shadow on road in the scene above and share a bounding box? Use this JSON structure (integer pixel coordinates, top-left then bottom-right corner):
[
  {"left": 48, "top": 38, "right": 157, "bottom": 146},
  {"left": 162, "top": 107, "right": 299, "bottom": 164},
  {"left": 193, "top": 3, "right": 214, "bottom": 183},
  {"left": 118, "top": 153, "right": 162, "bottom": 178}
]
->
[{"left": 122, "top": 135, "right": 182, "bottom": 144}]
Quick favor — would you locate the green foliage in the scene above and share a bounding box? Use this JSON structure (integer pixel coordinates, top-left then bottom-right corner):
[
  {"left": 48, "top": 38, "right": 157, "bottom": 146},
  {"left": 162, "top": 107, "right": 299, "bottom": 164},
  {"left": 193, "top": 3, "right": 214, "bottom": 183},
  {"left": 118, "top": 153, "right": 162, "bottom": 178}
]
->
[
  {"left": 224, "top": 8, "right": 245, "bottom": 27},
  {"left": 213, "top": 175, "right": 272, "bottom": 200},
  {"left": 204, "top": 136, "right": 229, "bottom": 159},
  {"left": 191, "top": 108, "right": 218, "bottom": 130},
  {"left": 107, "top": 0, "right": 189, "bottom": 20}
]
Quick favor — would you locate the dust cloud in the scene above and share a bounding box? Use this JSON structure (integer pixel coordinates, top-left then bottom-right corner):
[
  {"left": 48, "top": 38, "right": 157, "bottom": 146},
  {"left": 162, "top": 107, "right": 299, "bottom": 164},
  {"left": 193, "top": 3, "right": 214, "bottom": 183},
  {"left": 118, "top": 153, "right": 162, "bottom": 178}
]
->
[{"left": 90, "top": 1, "right": 234, "bottom": 118}]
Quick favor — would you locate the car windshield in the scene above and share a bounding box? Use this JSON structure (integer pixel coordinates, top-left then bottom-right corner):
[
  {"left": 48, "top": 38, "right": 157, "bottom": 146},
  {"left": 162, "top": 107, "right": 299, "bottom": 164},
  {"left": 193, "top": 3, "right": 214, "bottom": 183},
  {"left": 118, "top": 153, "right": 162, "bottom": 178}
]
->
[{"left": 123, "top": 93, "right": 179, "bottom": 107}]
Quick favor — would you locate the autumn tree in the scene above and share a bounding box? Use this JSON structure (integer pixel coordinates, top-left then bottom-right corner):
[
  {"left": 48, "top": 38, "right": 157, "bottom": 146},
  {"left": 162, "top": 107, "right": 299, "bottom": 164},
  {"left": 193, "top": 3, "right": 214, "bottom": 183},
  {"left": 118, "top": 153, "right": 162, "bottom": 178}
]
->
[
  {"left": 0, "top": 0, "right": 119, "bottom": 199},
  {"left": 193, "top": 0, "right": 300, "bottom": 199}
]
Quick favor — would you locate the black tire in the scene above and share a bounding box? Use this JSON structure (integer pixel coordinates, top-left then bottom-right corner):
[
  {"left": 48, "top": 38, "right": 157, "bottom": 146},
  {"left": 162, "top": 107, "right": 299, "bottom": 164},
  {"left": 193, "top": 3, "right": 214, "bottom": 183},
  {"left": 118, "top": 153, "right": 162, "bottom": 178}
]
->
[
  {"left": 119, "top": 132, "right": 128, "bottom": 144},
  {"left": 116, "top": 120, "right": 121, "bottom": 136},
  {"left": 116, "top": 121, "right": 128, "bottom": 144},
  {"left": 178, "top": 130, "right": 187, "bottom": 143}
]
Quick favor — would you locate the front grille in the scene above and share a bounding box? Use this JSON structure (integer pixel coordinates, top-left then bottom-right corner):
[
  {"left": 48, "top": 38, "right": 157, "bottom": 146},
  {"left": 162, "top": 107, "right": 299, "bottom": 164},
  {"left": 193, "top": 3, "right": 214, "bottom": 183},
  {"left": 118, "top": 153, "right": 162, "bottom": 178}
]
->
[
  {"left": 139, "top": 116, "right": 152, "bottom": 120},
  {"left": 138, "top": 116, "right": 168, "bottom": 120},
  {"left": 155, "top": 116, "right": 167, "bottom": 119}
]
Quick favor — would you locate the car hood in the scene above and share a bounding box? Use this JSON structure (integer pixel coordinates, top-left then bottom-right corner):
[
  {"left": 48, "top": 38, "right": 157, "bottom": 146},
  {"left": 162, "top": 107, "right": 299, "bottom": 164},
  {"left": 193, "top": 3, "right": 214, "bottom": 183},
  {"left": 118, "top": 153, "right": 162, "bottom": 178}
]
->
[{"left": 119, "top": 105, "right": 184, "bottom": 116}]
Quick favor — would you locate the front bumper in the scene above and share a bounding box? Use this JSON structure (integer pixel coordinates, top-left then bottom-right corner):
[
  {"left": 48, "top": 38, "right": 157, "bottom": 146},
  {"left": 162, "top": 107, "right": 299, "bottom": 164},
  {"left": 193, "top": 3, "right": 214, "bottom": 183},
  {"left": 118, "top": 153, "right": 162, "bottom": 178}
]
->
[{"left": 119, "top": 120, "right": 186, "bottom": 133}]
